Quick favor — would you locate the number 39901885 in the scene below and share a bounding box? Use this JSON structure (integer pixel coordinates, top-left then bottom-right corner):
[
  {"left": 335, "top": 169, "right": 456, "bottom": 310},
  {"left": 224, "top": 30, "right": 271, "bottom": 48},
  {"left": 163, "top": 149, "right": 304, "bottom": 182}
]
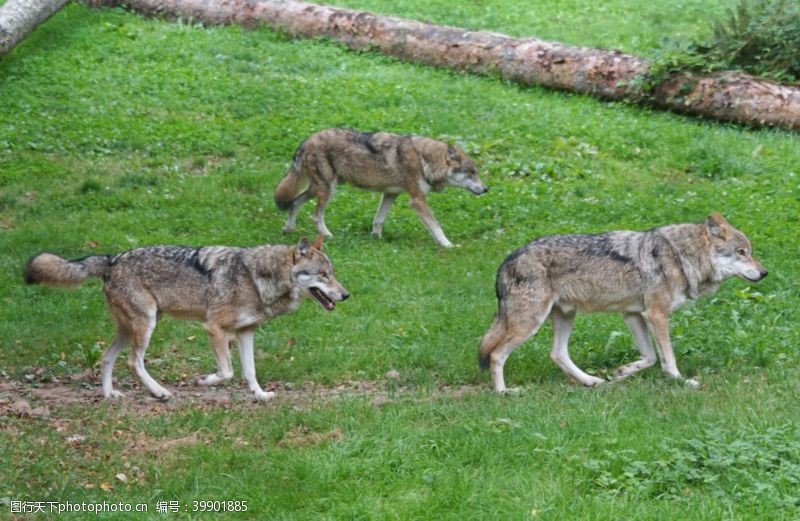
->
[{"left": 192, "top": 500, "right": 248, "bottom": 512}]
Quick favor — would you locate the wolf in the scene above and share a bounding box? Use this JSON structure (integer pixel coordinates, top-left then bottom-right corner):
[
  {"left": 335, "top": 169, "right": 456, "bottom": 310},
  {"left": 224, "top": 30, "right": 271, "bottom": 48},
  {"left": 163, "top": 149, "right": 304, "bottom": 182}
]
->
[
  {"left": 25, "top": 236, "right": 349, "bottom": 401},
  {"left": 274, "top": 128, "right": 488, "bottom": 248},
  {"left": 478, "top": 213, "right": 767, "bottom": 392}
]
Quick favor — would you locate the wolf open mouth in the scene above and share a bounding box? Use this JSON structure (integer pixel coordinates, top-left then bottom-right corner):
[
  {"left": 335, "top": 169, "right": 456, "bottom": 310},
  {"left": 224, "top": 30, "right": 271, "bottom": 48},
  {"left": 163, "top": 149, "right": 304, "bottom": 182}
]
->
[{"left": 310, "top": 287, "right": 335, "bottom": 311}]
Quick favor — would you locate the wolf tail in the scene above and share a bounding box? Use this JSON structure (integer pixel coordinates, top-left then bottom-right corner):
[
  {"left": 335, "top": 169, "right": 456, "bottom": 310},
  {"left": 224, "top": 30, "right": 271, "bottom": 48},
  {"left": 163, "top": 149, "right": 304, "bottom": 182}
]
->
[
  {"left": 25, "top": 253, "right": 111, "bottom": 288},
  {"left": 274, "top": 144, "right": 308, "bottom": 211}
]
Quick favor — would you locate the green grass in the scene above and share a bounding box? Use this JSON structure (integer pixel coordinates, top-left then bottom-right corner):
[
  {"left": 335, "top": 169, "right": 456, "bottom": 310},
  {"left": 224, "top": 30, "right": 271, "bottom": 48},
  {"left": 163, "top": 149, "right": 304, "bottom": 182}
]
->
[
  {"left": 326, "top": 0, "right": 736, "bottom": 55},
  {"left": 1, "top": 0, "right": 799, "bottom": 519}
]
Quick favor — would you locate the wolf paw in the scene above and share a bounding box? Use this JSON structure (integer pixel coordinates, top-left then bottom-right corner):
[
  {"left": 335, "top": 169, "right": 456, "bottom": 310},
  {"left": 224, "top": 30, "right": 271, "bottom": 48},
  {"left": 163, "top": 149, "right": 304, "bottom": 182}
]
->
[
  {"left": 104, "top": 390, "right": 125, "bottom": 400},
  {"left": 685, "top": 378, "right": 700, "bottom": 389},
  {"left": 197, "top": 372, "right": 233, "bottom": 386},
  {"left": 615, "top": 365, "right": 639, "bottom": 379},
  {"left": 254, "top": 390, "right": 276, "bottom": 402},
  {"left": 584, "top": 376, "right": 607, "bottom": 387},
  {"left": 151, "top": 388, "right": 173, "bottom": 401},
  {"left": 497, "top": 386, "right": 523, "bottom": 395}
]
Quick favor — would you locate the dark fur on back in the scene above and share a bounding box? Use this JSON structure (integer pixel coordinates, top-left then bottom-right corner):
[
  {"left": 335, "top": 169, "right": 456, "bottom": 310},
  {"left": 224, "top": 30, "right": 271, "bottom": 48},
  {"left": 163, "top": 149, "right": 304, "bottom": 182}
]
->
[
  {"left": 347, "top": 130, "right": 381, "bottom": 154},
  {"left": 494, "top": 231, "right": 666, "bottom": 307},
  {"left": 108, "top": 246, "right": 220, "bottom": 276}
]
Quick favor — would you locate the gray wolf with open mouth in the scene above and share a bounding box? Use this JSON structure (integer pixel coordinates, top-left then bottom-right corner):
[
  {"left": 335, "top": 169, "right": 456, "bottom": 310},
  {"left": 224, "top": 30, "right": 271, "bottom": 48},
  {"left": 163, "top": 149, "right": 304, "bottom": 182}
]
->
[
  {"left": 25, "top": 236, "right": 348, "bottom": 401},
  {"left": 479, "top": 213, "right": 767, "bottom": 391},
  {"left": 275, "top": 128, "right": 488, "bottom": 248}
]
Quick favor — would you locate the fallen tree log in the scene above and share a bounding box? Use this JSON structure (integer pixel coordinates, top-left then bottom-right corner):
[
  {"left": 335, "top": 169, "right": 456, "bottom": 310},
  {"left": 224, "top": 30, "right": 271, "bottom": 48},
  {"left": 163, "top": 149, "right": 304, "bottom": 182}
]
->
[
  {"left": 86, "top": 0, "right": 800, "bottom": 130},
  {"left": 0, "top": 0, "right": 70, "bottom": 58}
]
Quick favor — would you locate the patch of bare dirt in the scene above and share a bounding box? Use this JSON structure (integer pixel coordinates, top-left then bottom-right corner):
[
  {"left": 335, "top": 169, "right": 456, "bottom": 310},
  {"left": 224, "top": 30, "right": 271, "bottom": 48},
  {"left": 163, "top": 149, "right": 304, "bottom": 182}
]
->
[
  {"left": 0, "top": 378, "right": 484, "bottom": 417},
  {"left": 122, "top": 431, "right": 203, "bottom": 456}
]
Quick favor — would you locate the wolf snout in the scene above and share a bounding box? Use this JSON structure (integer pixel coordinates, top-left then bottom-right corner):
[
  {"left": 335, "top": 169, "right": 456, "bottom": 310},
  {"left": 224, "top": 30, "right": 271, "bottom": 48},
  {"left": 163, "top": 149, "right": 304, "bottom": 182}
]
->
[
  {"left": 745, "top": 268, "right": 768, "bottom": 282},
  {"left": 340, "top": 291, "right": 350, "bottom": 301},
  {"left": 472, "top": 185, "right": 488, "bottom": 195}
]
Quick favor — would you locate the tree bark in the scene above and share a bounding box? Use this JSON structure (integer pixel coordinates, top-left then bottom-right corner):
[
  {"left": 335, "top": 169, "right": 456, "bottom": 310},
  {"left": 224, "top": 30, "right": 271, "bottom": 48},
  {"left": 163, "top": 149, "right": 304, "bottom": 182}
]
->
[
  {"left": 87, "top": 0, "right": 800, "bottom": 130},
  {"left": 0, "top": 0, "right": 70, "bottom": 57}
]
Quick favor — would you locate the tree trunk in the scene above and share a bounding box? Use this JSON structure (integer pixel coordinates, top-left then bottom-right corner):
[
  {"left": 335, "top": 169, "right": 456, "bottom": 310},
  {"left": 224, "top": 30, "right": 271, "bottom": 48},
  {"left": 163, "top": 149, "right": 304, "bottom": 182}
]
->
[
  {"left": 87, "top": 0, "right": 800, "bottom": 130},
  {"left": 0, "top": 0, "right": 70, "bottom": 57}
]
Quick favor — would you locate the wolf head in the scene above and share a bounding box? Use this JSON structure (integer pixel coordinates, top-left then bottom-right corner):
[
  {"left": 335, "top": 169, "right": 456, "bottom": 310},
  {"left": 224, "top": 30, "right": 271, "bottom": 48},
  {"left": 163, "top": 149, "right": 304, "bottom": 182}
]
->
[
  {"left": 706, "top": 213, "right": 768, "bottom": 283},
  {"left": 292, "top": 236, "right": 349, "bottom": 311},
  {"left": 445, "top": 144, "right": 488, "bottom": 195}
]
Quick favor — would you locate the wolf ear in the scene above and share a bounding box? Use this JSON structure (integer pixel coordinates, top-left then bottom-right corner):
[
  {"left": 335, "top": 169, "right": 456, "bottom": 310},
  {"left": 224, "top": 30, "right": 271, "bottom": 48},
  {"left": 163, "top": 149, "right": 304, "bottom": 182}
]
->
[
  {"left": 706, "top": 213, "right": 730, "bottom": 238},
  {"left": 296, "top": 237, "right": 311, "bottom": 258},
  {"left": 447, "top": 144, "right": 458, "bottom": 161},
  {"left": 311, "top": 234, "right": 324, "bottom": 251}
]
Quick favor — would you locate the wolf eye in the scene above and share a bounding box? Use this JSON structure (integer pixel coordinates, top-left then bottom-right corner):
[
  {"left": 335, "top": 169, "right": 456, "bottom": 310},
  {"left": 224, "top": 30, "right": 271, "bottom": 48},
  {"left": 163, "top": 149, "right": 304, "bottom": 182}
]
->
[{"left": 736, "top": 249, "right": 747, "bottom": 256}]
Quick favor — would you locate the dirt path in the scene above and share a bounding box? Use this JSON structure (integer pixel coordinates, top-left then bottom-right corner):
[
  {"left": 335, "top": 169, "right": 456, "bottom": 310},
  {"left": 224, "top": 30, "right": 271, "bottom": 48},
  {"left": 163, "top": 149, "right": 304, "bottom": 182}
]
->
[
  {"left": 0, "top": 378, "right": 488, "bottom": 468},
  {"left": 0, "top": 378, "right": 484, "bottom": 417}
]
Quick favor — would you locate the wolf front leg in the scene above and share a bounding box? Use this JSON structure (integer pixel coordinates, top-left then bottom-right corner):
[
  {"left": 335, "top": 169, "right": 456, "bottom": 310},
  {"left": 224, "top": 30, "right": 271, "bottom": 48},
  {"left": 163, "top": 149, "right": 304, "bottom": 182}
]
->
[
  {"left": 236, "top": 328, "right": 276, "bottom": 401},
  {"left": 643, "top": 307, "right": 700, "bottom": 388},
  {"left": 614, "top": 313, "right": 658, "bottom": 380},
  {"left": 197, "top": 325, "right": 234, "bottom": 386},
  {"left": 408, "top": 194, "right": 452, "bottom": 248}
]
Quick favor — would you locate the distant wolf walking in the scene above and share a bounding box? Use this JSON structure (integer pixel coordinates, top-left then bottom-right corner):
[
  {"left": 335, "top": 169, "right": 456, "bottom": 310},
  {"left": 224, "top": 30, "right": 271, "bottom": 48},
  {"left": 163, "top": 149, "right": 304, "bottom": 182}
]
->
[
  {"left": 479, "top": 214, "right": 767, "bottom": 392},
  {"left": 25, "top": 236, "right": 349, "bottom": 401},
  {"left": 275, "top": 128, "right": 488, "bottom": 248}
]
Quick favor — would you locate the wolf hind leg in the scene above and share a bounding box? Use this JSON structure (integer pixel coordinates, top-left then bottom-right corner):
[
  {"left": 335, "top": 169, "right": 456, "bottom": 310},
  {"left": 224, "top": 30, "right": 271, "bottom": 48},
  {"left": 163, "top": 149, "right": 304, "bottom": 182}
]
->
[
  {"left": 127, "top": 307, "right": 172, "bottom": 400},
  {"left": 309, "top": 157, "right": 336, "bottom": 238},
  {"left": 550, "top": 307, "right": 606, "bottom": 387},
  {"left": 614, "top": 313, "right": 658, "bottom": 380},
  {"left": 372, "top": 192, "right": 398, "bottom": 237},
  {"left": 282, "top": 189, "right": 312, "bottom": 233},
  {"left": 101, "top": 328, "right": 131, "bottom": 399},
  {"left": 481, "top": 296, "right": 554, "bottom": 393},
  {"left": 311, "top": 182, "right": 335, "bottom": 238},
  {"left": 197, "top": 326, "right": 234, "bottom": 386},
  {"left": 237, "top": 328, "right": 275, "bottom": 401}
]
